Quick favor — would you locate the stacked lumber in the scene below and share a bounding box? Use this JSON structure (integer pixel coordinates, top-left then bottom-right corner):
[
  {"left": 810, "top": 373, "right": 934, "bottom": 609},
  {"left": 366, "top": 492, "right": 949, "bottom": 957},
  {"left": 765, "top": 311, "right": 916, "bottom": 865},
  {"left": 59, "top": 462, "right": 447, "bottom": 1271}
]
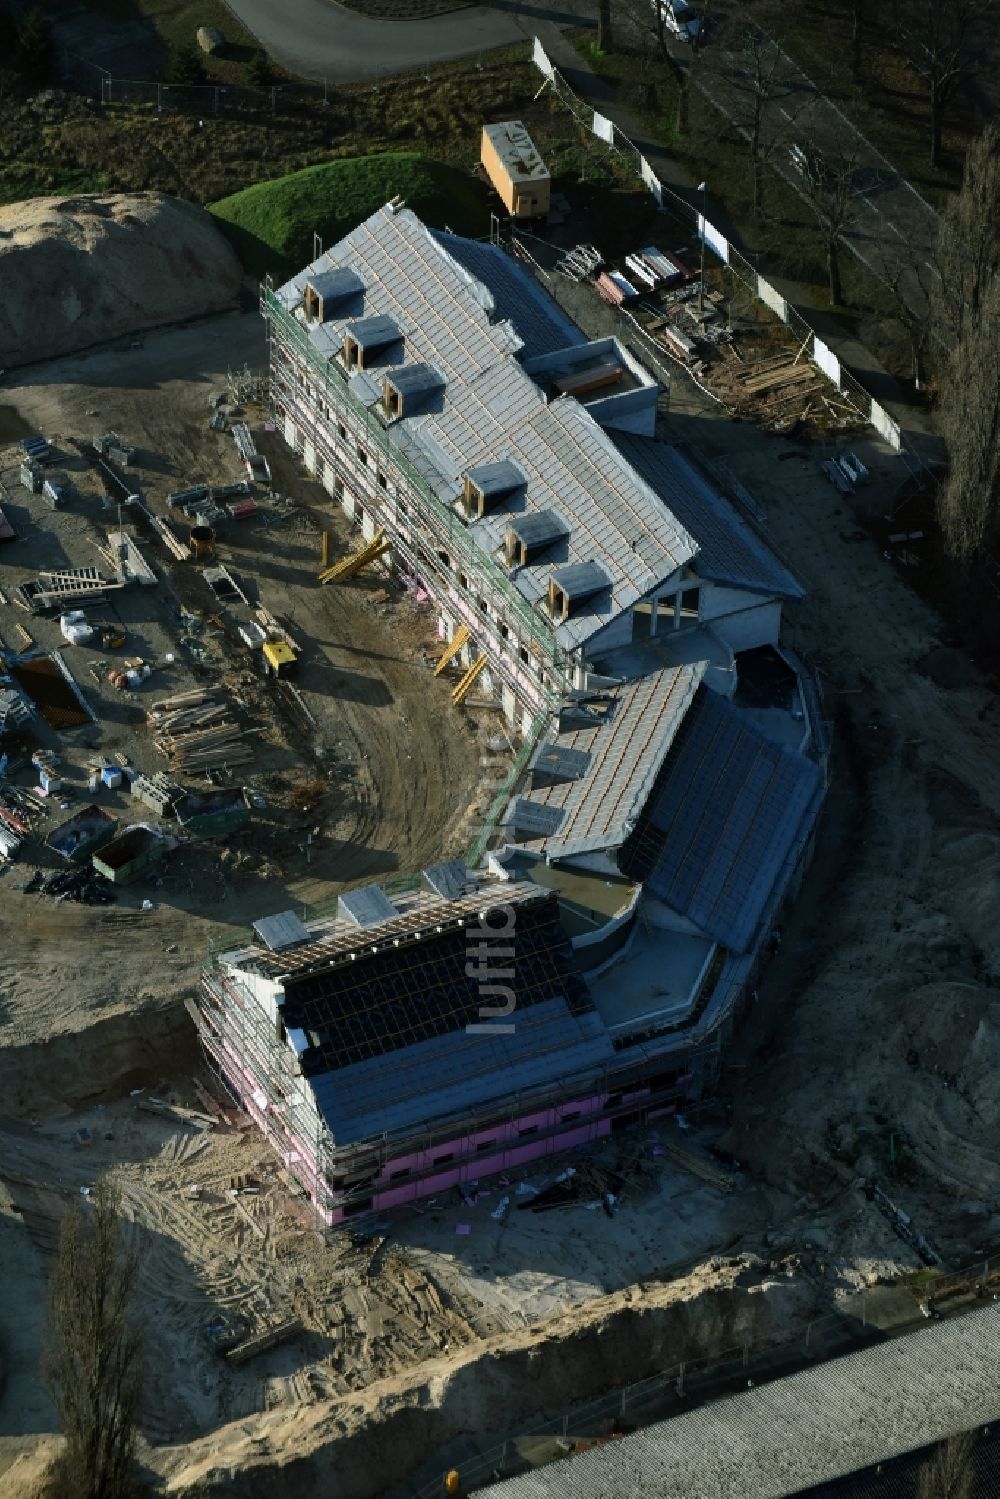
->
[
  {"left": 154, "top": 720, "right": 257, "bottom": 772},
  {"left": 148, "top": 688, "right": 258, "bottom": 771},
  {"left": 704, "top": 348, "right": 829, "bottom": 428},
  {"left": 658, "top": 1140, "right": 735, "bottom": 1192}
]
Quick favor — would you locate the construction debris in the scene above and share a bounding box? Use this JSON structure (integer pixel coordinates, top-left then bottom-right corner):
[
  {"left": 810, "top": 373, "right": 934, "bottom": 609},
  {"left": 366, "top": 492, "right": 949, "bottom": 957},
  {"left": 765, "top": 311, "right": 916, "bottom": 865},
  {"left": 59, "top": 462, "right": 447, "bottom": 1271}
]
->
[
  {"left": 23, "top": 864, "right": 116, "bottom": 905},
  {"left": 224, "top": 1318, "right": 302, "bottom": 1366}
]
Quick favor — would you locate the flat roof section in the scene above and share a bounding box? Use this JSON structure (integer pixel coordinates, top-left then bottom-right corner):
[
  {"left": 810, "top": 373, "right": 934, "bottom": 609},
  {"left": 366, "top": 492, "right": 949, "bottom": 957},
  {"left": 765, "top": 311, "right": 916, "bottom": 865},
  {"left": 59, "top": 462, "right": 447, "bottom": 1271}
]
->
[{"left": 590, "top": 925, "right": 715, "bottom": 1035}]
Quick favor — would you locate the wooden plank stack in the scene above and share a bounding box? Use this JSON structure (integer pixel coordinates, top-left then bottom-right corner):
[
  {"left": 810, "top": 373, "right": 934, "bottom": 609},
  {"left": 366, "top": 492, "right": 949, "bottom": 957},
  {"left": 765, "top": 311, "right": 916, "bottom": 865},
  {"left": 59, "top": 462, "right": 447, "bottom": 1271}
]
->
[{"left": 147, "top": 688, "right": 258, "bottom": 772}]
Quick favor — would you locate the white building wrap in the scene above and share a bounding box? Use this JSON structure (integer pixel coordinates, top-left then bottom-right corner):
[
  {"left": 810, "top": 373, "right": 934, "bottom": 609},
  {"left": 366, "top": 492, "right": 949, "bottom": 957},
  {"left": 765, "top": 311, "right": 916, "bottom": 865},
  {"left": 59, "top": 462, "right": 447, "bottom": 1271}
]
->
[
  {"left": 532, "top": 35, "right": 554, "bottom": 79},
  {"left": 639, "top": 157, "right": 663, "bottom": 206},
  {"left": 812, "top": 337, "right": 841, "bottom": 388},
  {"left": 757, "top": 275, "right": 788, "bottom": 324},
  {"left": 593, "top": 111, "right": 614, "bottom": 145},
  {"left": 699, "top": 216, "right": 730, "bottom": 265},
  {"left": 870, "top": 399, "right": 902, "bottom": 450}
]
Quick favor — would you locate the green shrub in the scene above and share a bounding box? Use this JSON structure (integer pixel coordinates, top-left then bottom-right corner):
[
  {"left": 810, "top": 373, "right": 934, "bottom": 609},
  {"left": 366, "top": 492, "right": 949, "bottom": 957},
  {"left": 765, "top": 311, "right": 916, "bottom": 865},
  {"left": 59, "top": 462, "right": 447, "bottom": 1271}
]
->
[
  {"left": 167, "top": 43, "right": 206, "bottom": 87},
  {"left": 244, "top": 50, "right": 270, "bottom": 88}
]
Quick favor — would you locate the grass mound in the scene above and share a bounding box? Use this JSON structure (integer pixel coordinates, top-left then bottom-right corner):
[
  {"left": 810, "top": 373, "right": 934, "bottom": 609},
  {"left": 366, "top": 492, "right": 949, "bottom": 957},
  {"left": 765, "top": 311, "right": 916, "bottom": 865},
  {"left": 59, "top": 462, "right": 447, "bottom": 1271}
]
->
[{"left": 209, "top": 152, "right": 488, "bottom": 278}]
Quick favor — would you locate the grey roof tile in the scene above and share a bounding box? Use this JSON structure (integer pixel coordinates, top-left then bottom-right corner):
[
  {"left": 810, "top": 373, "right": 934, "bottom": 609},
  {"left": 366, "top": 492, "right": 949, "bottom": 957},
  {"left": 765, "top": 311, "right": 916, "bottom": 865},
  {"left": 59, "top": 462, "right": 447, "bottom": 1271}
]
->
[
  {"left": 509, "top": 659, "right": 705, "bottom": 857},
  {"left": 611, "top": 434, "right": 804, "bottom": 600},
  {"left": 619, "top": 687, "right": 823, "bottom": 951},
  {"left": 277, "top": 207, "right": 698, "bottom": 646}
]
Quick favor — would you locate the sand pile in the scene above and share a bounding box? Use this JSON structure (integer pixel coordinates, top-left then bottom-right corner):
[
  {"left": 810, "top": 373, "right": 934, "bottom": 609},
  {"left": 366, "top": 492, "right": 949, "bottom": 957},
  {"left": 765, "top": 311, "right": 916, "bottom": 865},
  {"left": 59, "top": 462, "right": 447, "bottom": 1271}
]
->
[
  {"left": 0, "top": 192, "right": 242, "bottom": 368},
  {"left": 155, "top": 1257, "right": 815, "bottom": 1497}
]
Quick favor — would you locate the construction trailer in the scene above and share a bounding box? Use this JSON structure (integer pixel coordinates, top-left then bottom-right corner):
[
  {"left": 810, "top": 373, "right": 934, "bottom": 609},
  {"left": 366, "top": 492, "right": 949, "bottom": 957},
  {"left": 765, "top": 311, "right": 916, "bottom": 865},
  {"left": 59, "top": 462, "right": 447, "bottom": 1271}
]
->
[{"left": 481, "top": 122, "right": 551, "bottom": 219}]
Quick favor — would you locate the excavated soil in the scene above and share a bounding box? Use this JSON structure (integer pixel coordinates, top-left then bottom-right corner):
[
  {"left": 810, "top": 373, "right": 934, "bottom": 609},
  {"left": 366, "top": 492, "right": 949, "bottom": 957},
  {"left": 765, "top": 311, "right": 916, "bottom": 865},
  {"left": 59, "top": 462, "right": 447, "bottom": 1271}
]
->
[{"left": 0, "top": 193, "right": 242, "bottom": 369}]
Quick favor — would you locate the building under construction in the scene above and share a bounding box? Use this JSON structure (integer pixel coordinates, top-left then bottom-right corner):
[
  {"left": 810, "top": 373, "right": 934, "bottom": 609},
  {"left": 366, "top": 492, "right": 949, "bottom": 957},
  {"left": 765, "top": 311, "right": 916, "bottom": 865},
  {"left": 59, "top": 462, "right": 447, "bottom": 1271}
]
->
[{"left": 193, "top": 202, "right": 829, "bottom": 1222}]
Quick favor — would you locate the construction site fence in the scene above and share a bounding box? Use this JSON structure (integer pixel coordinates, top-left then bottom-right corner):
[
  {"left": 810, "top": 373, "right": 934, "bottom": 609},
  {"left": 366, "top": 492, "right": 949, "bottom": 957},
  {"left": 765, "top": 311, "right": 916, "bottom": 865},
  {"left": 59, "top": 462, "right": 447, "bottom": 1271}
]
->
[
  {"left": 531, "top": 37, "right": 921, "bottom": 471},
  {"left": 411, "top": 1303, "right": 883, "bottom": 1499},
  {"left": 58, "top": 51, "right": 340, "bottom": 116}
]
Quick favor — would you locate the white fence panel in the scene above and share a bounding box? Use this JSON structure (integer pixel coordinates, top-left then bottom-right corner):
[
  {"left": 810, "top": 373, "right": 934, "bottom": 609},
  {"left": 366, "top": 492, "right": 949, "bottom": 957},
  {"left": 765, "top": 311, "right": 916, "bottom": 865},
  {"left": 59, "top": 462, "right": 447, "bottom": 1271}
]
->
[
  {"left": 639, "top": 156, "right": 663, "bottom": 205},
  {"left": 757, "top": 275, "right": 788, "bottom": 324},
  {"left": 812, "top": 336, "right": 841, "bottom": 388},
  {"left": 592, "top": 111, "right": 614, "bottom": 144},
  {"left": 870, "top": 399, "right": 902, "bottom": 451},
  {"left": 532, "top": 36, "right": 554, "bottom": 79},
  {"left": 699, "top": 215, "right": 730, "bottom": 265}
]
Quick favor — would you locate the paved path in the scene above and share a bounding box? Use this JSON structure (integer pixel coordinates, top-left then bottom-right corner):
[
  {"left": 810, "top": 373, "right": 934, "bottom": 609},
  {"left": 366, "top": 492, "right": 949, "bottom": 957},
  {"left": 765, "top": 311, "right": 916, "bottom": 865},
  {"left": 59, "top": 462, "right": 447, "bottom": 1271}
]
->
[
  {"left": 681, "top": 29, "right": 941, "bottom": 329},
  {"left": 221, "top": 0, "right": 565, "bottom": 82}
]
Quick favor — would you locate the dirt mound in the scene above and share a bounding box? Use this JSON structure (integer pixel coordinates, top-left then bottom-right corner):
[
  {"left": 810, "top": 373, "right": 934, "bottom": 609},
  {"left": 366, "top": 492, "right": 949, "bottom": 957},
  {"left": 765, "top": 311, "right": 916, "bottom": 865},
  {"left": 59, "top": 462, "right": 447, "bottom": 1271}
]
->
[
  {"left": 0, "top": 1440, "right": 64, "bottom": 1499},
  {"left": 156, "top": 1259, "right": 817, "bottom": 1497},
  {"left": 0, "top": 193, "right": 242, "bottom": 368}
]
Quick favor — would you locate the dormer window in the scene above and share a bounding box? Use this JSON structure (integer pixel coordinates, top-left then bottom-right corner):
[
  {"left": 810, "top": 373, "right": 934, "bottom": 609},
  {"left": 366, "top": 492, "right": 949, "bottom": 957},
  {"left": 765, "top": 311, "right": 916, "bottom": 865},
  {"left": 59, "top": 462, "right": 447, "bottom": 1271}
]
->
[
  {"left": 382, "top": 364, "right": 445, "bottom": 422},
  {"left": 546, "top": 563, "right": 610, "bottom": 621},
  {"left": 461, "top": 460, "right": 525, "bottom": 519},
  {"left": 504, "top": 510, "right": 569, "bottom": 566},
  {"left": 342, "top": 315, "right": 401, "bottom": 370},
  {"left": 303, "top": 267, "right": 364, "bottom": 324}
]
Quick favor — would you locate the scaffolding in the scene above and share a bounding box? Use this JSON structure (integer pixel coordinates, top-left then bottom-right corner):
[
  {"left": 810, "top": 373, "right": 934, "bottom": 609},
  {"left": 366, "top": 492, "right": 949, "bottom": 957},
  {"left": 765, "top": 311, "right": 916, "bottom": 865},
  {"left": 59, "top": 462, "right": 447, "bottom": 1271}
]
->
[
  {"left": 262, "top": 286, "right": 567, "bottom": 709},
  {"left": 195, "top": 892, "right": 747, "bottom": 1229}
]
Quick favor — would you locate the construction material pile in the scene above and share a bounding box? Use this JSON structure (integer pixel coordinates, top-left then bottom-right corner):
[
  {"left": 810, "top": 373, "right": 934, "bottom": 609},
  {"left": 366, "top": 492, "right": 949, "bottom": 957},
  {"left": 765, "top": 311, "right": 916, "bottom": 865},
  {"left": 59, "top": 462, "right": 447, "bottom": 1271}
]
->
[
  {"left": 0, "top": 779, "right": 45, "bottom": 861},
  {"left": 23, "top": 865, "right": 116, "bottom": 905},
  {"left": 701, "top": 342, "right": 864, "bottom": 435},
  {"left": 148, "top": 687, "right": 257, "bottom": 772}
]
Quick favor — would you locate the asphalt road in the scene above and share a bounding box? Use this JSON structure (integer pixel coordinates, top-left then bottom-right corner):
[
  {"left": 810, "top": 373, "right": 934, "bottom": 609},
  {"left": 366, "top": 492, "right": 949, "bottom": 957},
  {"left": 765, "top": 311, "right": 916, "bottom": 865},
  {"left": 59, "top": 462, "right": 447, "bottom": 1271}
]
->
[
  {"left": 691, "top": 33, "right": 941, "bottom": 329},
  {"left": 222, "top": 0, "right": 538, "bottom": 81}
]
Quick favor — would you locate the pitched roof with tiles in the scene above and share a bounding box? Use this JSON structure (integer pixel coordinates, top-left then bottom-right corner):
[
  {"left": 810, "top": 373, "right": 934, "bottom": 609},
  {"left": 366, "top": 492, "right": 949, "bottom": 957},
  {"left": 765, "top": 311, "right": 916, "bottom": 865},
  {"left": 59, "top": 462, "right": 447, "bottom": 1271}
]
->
[
  {"left": 276, "top": 205, "right": 697, "bottom": 649},
  {"left": 619, "top": 686, "right": 823, "bottom": 952},
  {"left": 506, "top": 658, "right": 705, "bottom": 858},
  {"left": 611, "top": 433, "right": 804, "bottom": 600}
]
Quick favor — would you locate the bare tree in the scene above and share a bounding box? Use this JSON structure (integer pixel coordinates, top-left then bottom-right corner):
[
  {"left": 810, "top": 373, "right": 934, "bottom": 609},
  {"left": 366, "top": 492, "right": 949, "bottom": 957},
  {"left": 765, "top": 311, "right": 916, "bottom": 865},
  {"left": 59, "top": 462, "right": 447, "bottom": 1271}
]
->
[
  {"left": 710, "top": 21, "right": 811, "bottom": 217},
  {"left": 597, "top": 0, "right": 613, "bottom": 53},
  {"left": 916, "top": 1432, "right": 977, "bottom": 1499},
  {"left": 875, "top": 247, "right": 937, "bottom": 387},
  {"left": 793, "top": 146, "right": 868, "bottom": 305},
  {"left": 845, "top": 0, "right": 865, "bottom": 77},
  {"left": 44, "top": 1179, "right": 145, "bottom": 1499},
  {"left": 673, "top": 0, "right": 717, "bottom": 137},
  {"left": 933, "top": 123, "right": 1000, "bottom": 559},
  {"left": 934, "top": 120, "right": 1000, "bottom": 347},
  {"left": 894, "top": 0, "right": 996, "bottom": 167}
]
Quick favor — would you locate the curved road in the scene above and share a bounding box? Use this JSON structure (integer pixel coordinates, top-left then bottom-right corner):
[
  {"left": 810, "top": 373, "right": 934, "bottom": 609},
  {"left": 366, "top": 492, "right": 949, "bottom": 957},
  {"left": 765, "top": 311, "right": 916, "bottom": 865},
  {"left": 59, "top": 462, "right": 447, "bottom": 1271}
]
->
[{"left": 223, "top": 0, "right": 551, "bottom": 81}]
